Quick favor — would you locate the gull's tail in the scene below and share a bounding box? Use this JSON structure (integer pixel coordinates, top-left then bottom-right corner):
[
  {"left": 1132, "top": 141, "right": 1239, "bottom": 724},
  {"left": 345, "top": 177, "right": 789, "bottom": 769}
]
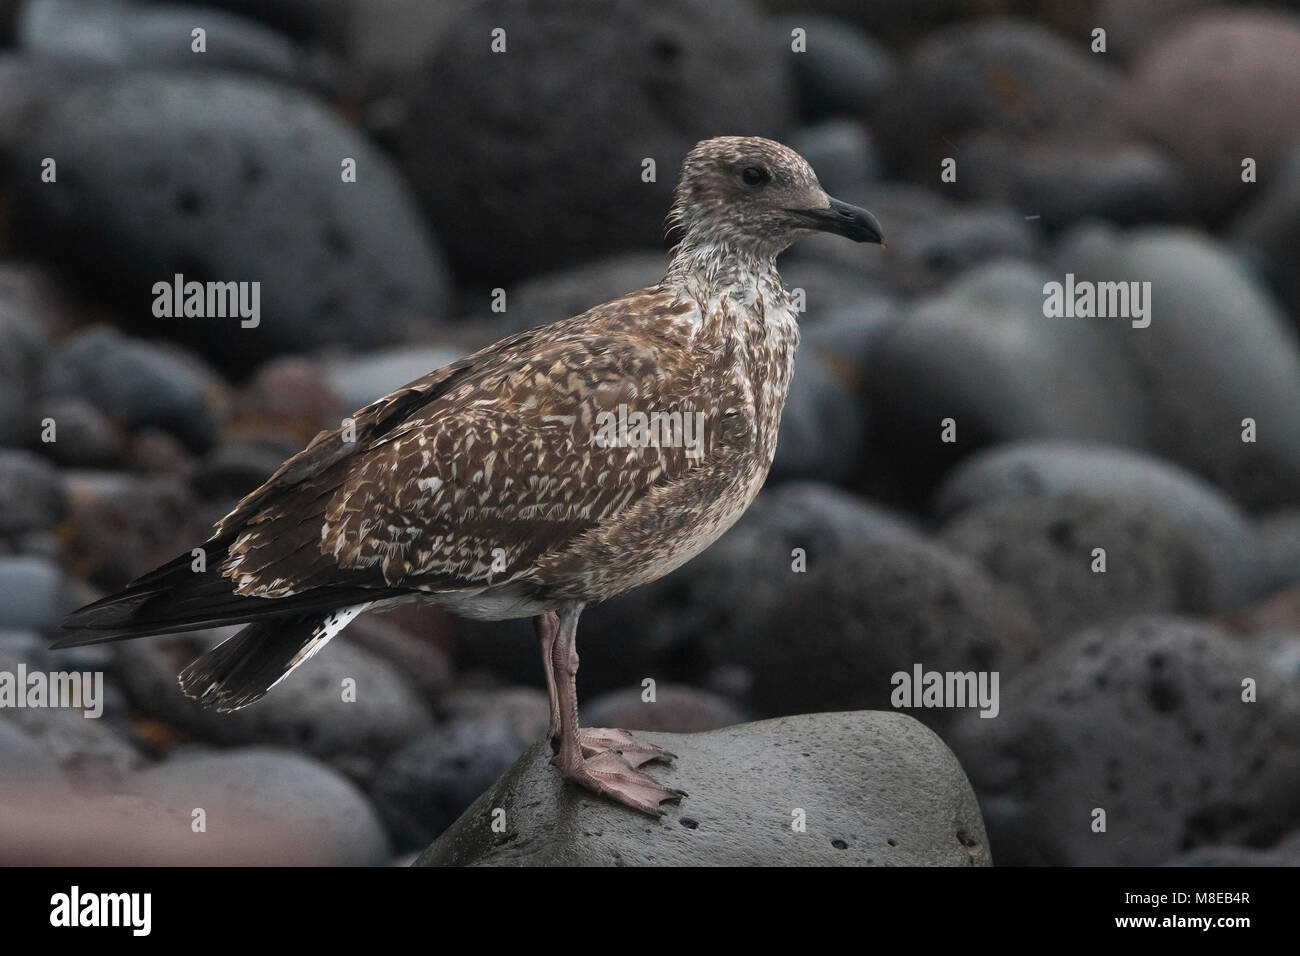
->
[{"left": 177, "top": 605, "right": 368, "bottom": 712}]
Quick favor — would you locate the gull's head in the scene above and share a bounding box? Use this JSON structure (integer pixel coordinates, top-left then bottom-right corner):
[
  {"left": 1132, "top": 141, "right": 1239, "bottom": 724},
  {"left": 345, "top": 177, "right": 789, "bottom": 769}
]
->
[{"left": 668, "top": 136, "right": 885, "bottom": 260}]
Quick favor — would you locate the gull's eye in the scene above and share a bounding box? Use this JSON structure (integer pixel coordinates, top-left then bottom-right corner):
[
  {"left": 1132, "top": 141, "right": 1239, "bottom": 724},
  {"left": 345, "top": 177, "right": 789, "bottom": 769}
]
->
[{"left": 740, "top": 165, "right": 769, "bottom": 187}]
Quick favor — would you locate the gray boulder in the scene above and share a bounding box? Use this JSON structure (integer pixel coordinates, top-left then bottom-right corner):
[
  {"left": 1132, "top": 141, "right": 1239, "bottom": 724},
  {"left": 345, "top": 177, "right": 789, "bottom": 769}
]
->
[
  {"left": 15, "top": 71, "right": 450, "bottom": 371},
  {"left": 416, "top": 711, "right": 991, "bottom": 866},
  {"left": 17, "top": 0, "right": 331, "bottom": 87},
  {"left": 396, "top": 0, "right": 791, "bottom": 279},
  {"left": 1166, "top": 830, "right": 1300, "bottom": 867},
  {"left": 864, "top": 262, "right": 1152, "bottom": 493},
  {"left": 949, "top": 616, "right": 1300, "bottom": 866},
  {"left": 932, "top": 441, "right": 1270, "bottom": 610},
  {"left": 582, "top": 683, "right": 748, "bottom": 734},
  {"left": 873, "top": 18, "right": 1179, "bottom": 227},
  {"left": 1231, "top": 142, "right": 1300, "bottom": 323},
  {"left": 939, "top": 493, "right": 1213, "bottom": 643},
  {"left": 0, "top": 555, "right": 76, "bottom": 631},
  {"left": 1067, "top": 228, "right": 1300, "bottom": 510},
  {"left": 774, "top": 16, "right": 896, "bottom": 119},
  {"left": 113, "top": 630, "right": 433, "bottom": 781},
  {"left": 1124, "top": 9, "right": 1300, "bottom": 221},
  {"left": 0, "top": 450, "right": 65, "bottom": 537},
  {"left": 370, "top": 707, "right": 543, "bottom": 852},
  {"left": 875, "top": 19, "right": 1119, "bottom": 176},
  {"left": 0, "top": 266, "right": 52, "bottom": 447},
  {"left": 34, "top": 396, "right": 125, "bottom": 468},
  {"left": 769, "top": 342, "right": 867, "bottom": 484},
  {"left": 789, "top": 119, "right": 881, "bottom": 197},
  {"left": 740, "top": 512, "right": 1040, "bottom": 728},
  {"left": 127, "top": 746, "right": 391, "bottom": 865},
  {"left": 0, "top": 718, "right": 67, "bottom": 796},
  {"left": 38, "top": 327, "right": 229, "bottom": 452},
  {"left": 1259, "top": 510, "right": 1300, "bottom": 592},
  {"left": 0, "top": 630, "right": 142, "bottom": 785}
]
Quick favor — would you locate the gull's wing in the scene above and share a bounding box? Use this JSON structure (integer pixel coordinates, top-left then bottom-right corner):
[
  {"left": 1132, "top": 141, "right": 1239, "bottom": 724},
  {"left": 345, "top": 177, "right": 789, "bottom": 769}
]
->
[{"left": 220, "top": 290, "right": 722, "bottom": 598}]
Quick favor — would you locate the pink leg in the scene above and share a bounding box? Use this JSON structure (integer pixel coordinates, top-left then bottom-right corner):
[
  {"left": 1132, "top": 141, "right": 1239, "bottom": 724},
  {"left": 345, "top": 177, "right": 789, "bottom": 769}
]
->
[{"left": 545, "top": 602, "right": 684, "bottom": 816}]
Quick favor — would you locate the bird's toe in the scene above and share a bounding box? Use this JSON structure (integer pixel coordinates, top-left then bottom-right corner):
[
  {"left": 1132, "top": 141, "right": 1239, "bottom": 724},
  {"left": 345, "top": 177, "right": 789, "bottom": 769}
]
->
[{"left": 579, "top": 727, "right": 674, "bottom": 768}]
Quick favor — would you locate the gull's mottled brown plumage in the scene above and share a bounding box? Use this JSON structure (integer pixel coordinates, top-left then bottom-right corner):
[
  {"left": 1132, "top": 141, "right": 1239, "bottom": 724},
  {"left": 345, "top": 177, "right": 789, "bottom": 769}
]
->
[
  {"left": 216, "top": 137, "right": 834, "bottom": 620},
  {"left": 58, "top": 136, "right": 884, "bottom": 814}
]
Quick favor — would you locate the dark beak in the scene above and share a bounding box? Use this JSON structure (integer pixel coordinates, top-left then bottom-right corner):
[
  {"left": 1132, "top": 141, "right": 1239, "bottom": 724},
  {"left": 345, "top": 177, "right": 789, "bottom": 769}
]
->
[{"left": 788, "top": 197, "right": 885, "bottom": 245}]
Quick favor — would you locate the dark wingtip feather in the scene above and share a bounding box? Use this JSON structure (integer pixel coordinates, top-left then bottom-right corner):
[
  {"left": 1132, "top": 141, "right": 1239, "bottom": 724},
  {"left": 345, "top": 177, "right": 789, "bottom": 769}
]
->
[{"left": 49, "top": 631, "right": 123, "bottom": 650}]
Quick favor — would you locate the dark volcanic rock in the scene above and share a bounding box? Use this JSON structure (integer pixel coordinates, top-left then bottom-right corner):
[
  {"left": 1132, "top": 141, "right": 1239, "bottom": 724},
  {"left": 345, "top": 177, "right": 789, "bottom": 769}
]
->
[
  {"left": 789, "top": 119, "right": 881, "bottom": 197},
  {"left": 17, "top": 0, "right": 330, "bottom": 87},
  {"left": 932, "top": 441, "right": 1269, "bottom": 610},
  {"left": 128, "top": 747, "right": 391, "bottom": 865},
  {"left": 876, "top": 18, "right": 1120, "bottom": 163},
  {"left": 416, "top": 712, "right": 991, "bottom": 866},
  {"left": 396, "top": 0, "right": 792, "bottom": 279},
  {"left": 370, "top": 707, "right": 542, "bottom": 852},
  {"left": 0, "top": 555, "right": 76, "bottom": 631},
  {"left": 62, "top": 472, "right": 215, "bottom": 590},
  {"left": 113, "top": 631, "right": 433, "bottom": 780},
  {"left": 740, "top": 508, "right": 1040, "bottom": 728},
  {"left": 582, "top": 683, "right": 748, "bottom": 733},
  {"left": 774, "top": 15, "right": 896, "bottom": 120},
  {"left": 1065, "top": 229, "right": 1300, "bottom": 511},
  {"left": 0, "top": 267, "right": 53, "bottom": 448},
  {"left": 15, "top": 71, "right": 450, "bottom": 371},
  {"left": 38, "top": 327, "right": 228, "bottom": 452},
  {"left": 873, "top": 18, "right": 1172, "bottom": 227},
  {"left": 1166, "top": 831, "right": 1300, "bottom": 867},
  {"left": 949, "top": 617, "right": 1300, "bottom": 866},
  {"left": 1124, "top": 9, "right": 1300, "bottom": 222},
  {"left": 769, "top": 342, "right": 867, "bottom": 484},
  {"left": 1259, "top": 511, "right": 1300, "bottom": 593},
  {"left": 0, "top": 450, "right": 65, "bottom": 537},
  {"left": 864, "top": 262, "right": 1150, "bottom": 500},
  {"left": 0, "top": 630, "right": 142, "bottom": 785},
  {"left": 939, "top": 493, "right": 1213, "bottom": 643},
  {"left": 33, "top": 396, "right": 124, "bottom": 468},
  {"left": 1231, "top": 142, "right": 1300, "bottom": 325}
]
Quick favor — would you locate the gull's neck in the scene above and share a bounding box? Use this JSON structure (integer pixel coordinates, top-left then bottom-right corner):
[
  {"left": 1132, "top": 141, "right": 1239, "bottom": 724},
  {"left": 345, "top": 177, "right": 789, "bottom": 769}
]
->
[{"left": 665, "top": 233, "right": 782, "bottom": 298}]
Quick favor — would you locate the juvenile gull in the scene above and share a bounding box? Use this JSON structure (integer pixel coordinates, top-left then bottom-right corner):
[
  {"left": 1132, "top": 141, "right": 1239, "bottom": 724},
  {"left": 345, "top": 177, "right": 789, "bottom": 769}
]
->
[{"left": 55, "top": 137, "right": 884, "bottom": 815}]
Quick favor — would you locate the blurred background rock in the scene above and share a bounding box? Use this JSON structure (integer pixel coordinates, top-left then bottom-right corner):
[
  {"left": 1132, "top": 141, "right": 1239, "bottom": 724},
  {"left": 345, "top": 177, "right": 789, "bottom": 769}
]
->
[{"left": 0, "top": 0, "right": 1298, "bottom": 865}]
